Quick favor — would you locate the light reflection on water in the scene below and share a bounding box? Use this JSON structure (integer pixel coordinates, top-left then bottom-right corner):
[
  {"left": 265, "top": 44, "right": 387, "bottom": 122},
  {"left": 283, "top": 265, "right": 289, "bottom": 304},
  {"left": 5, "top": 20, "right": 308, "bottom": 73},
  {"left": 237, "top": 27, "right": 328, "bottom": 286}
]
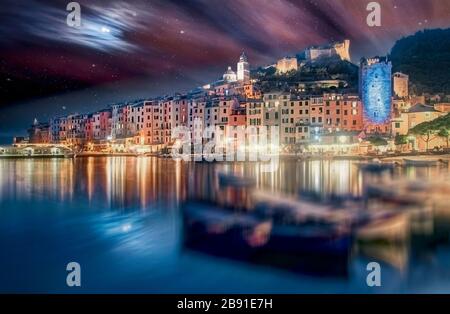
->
[{"left": 0, "top": 157, "right": 450, "bottom": 293}]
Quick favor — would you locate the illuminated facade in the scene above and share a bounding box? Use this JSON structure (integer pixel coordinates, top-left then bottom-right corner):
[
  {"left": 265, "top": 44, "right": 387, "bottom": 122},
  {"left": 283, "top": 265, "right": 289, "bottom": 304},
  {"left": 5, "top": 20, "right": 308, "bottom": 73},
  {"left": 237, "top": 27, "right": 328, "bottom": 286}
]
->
[
  {"left": 393, "top": 72, "right": 409, "bottom": 98},
  {"left": 276, "top": 57, "right": 298, "bottom": 73},
  {"left": 237, "top": 52, "right": 250, "bottom": 82},
  {"left": 360, "top": 57, "right": 392, "bottom": 125}
]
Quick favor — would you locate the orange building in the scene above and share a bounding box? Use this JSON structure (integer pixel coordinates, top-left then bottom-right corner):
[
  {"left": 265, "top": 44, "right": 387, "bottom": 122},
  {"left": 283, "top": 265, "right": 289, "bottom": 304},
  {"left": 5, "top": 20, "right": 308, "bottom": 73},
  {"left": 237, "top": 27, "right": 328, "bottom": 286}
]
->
[{"left": 321, "top": 93, "right": 364, "bottom": 132}]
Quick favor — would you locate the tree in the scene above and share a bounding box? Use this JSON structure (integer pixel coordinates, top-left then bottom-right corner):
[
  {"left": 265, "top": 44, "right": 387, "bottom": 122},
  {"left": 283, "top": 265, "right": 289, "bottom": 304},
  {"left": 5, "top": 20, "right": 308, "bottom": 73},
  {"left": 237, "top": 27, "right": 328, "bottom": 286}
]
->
[
  {"left": 409, "top": 113, "right": 450, "bottom": 151},
  {"left": 409, "top": 121, "right": 435, "bottom": 151},
  {"left": 367, "top": 136, "right": 388, "bottom": 146},
  {"left": 394, "top": 134, "right": 408, "bottom": 151},
  {"left": 437, "top": 128, "right": 449, "bottom": 148}
]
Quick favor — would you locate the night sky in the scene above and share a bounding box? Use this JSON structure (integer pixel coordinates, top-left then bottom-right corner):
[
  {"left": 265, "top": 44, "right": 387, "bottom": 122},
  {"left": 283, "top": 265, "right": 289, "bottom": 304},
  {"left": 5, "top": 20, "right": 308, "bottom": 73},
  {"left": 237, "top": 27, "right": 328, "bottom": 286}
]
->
[{"left": 1, "top": 0, "right": 450, "bottom": 140}]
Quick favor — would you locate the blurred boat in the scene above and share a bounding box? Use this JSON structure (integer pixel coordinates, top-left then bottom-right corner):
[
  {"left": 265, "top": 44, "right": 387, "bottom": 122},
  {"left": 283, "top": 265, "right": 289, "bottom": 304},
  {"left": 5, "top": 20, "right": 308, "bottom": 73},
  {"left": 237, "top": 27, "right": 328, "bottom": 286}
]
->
[
  {"left": 252, "top": 191, "right": 409, "bottom": 243},
  {"left": 357, "top": 242, "right": 409, "bottom": 271},
  {"left": 354, "top": 211, "right": 409, "bottom": 243},
  {"left": 182, "top": 199, "right": 352, "bottom": 258},
  {"left": 366, "top": 177, "right": 450, "bottom": 233},
  {"left": 218, "top": 172, "right": 256, "bottom": 188},
  {"left": 357, "top": 162, "right": 395, "bottom": 174},
  {"left": 403, "top": 158, "right": 439, "bottom": 167},
  {"left": 298, "top": 189, "right": 363, "bottom": 207},
  {"left": 182, "top": 200, "right": 271, "bottom": 260},
  {"left": 266, "top": 221, "right": 351, "bottom": 257}
]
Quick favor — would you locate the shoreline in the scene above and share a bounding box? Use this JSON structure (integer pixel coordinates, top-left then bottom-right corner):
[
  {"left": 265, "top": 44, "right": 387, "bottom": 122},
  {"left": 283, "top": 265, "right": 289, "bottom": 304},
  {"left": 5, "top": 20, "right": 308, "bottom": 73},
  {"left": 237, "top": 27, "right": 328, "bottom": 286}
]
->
[{"left": 1, "top": 152, "right": 449, "bottom": 162}]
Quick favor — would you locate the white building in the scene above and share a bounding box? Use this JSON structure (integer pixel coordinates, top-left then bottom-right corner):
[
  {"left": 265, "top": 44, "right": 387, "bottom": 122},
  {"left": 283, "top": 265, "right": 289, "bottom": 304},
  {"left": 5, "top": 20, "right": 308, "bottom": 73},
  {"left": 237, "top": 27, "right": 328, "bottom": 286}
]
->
[
  {"left": 237, "top": 52, "right": 250, "bottom": 82},
  {"left": 223, "top": 66, "right": 237, "bottom": 83}
]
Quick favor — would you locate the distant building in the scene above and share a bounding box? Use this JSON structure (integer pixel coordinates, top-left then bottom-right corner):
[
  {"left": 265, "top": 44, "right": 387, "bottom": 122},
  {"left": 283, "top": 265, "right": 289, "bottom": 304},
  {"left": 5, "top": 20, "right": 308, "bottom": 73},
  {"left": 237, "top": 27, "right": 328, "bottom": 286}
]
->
[
  {"left": 237, "top": 52, "right": 250, "bottom": 82},
  {"left": 305, "top": 40, "right": 351, "bottom": 62},
  {"left": 239, "top": 82, "right": 261, "bottom": 99},
  {"left": 223, "top": 66, "right": 237, "bottom": 83},
  {"left": 28, "top": 120, "right": 50, "bottom": 144},
  {"left": 434, "top": 102, "right": 450, "bottom": 113},
  {"left": 322, "top": 93, "right": 364, "bottom": 133},
  {"left": 408, "top": 104, "right": 444, "bottom": 129},
  {"left": 297, "top": 80, "right": 348, "bottom": 92},
  {"left": 276, "top": 57, "right": 298, "bottom": 74},
  {"left": 393, "top": 72, "right": 409, "bottom": 98},
  {"left": 50, "top": 116, "right": 68, "bottom": 144},
  {"left": 92, "top": 109, "right": 112, "bottom": 142},
  {"left": 360, "top": 57, "right": 392, "bottom": 129},
  {"left": 391, "top": 103, "right": 445, "bottom": 136}
]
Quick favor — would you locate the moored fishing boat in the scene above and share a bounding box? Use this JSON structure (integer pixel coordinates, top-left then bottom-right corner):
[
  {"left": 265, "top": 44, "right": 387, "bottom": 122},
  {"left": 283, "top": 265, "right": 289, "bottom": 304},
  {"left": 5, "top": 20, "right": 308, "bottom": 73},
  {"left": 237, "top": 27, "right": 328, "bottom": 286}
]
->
[
  {"left": 365, "top": 178, "right": 450, "bottom": 234},
  {"left": 403, "top": 158, "right": 439, "bottom": 167},
  {"left": 182, "top": 200, "right": 271, "bottom": 260},
  {"left": 355, "top": 211, "right": 409, "bottom": 243},
  {"left": 182, "top": 199, "right": 353, "bottom": 258},
  {"left": 252, "top": 191, "right": 409, "bottom": 243},
  {"left": 357, "top": 162, "right": 395, "bottom": 174}
]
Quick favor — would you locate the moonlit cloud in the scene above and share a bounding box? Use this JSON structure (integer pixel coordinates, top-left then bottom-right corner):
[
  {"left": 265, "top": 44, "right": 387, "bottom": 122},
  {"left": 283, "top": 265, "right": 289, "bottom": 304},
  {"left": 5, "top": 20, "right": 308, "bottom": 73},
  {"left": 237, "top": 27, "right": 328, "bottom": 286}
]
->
[{"left": 0, "top": 0, "right": 141, "bottom": 53}]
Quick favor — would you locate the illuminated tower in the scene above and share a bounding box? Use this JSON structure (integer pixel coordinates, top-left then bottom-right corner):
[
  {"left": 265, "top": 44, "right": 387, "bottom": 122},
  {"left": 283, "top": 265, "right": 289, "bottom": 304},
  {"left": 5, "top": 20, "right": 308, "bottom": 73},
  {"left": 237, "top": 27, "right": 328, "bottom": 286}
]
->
[
  {"left": 237, "top": 52, "right": 250, "bottom": 83},
  {"left": 360, "top": 57, "right": 392, "bottom": 125}
]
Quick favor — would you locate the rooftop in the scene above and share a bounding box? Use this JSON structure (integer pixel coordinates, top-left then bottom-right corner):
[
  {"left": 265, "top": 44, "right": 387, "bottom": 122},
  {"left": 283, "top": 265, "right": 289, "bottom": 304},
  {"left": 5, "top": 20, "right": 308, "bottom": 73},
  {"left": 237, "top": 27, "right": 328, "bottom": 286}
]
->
[{"left": 408, "top": 103, "right": 439, "bottom": 113}]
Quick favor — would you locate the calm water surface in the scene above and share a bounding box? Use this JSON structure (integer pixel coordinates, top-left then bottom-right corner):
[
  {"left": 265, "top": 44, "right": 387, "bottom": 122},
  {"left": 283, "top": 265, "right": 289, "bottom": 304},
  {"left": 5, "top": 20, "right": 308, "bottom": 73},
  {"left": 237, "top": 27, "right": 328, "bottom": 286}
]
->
[{"left": 1, "top": 157, "right": 450, "bottom": 293}]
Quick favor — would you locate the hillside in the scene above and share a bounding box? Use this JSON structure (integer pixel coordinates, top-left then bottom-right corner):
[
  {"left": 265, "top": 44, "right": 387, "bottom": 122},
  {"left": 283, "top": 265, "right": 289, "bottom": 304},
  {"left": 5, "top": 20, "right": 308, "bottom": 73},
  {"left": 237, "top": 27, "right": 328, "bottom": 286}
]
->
[
  {"left": 252, "top": 58, "right": 359, "bottom": 94},
  {"left": 390, "top": 28, "right": 450, "bottom": 95}
]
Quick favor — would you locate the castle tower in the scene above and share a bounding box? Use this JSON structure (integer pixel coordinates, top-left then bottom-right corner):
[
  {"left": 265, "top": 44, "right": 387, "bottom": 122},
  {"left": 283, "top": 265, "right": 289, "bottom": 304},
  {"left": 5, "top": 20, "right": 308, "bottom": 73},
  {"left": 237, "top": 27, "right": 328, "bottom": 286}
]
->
[
  {"left": 237, "top": 52, "right": 250, "bottom": 83},
  {"left": 360, "top": 56, "right": 392, "bottom": 126}
]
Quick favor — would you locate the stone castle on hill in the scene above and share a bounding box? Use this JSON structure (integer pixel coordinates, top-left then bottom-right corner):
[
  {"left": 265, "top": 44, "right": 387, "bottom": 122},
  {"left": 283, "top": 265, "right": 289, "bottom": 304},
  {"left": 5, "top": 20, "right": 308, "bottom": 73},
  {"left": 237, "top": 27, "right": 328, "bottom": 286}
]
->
[
  {"left": 275, "top": 40, "right": 351, "bottom": 74},
  {"left": 305, "top": 40, "right": 351, "bottom": 62}
]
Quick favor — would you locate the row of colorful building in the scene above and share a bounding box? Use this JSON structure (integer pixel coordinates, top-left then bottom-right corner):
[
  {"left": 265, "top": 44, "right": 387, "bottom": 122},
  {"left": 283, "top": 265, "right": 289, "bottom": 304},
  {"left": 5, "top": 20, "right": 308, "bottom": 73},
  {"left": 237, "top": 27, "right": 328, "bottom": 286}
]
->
[{"left": 25, "top": 51, "right": 450, "bottom": 153}]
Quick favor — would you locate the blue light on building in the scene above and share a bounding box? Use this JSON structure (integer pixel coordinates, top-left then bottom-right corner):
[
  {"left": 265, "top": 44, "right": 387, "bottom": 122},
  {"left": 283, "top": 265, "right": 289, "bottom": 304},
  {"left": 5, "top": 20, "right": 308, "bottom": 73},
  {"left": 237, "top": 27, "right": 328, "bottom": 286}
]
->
[{"left": 360, "top": 57, "right": 392, "bottom": 124}]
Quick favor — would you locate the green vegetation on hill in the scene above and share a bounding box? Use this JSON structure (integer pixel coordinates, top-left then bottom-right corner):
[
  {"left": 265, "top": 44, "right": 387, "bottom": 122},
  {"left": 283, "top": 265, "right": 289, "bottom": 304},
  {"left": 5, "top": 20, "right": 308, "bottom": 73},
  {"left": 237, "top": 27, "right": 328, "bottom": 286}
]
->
[{"left": 390, "top": 28, "right": 450, "bottom": 95}]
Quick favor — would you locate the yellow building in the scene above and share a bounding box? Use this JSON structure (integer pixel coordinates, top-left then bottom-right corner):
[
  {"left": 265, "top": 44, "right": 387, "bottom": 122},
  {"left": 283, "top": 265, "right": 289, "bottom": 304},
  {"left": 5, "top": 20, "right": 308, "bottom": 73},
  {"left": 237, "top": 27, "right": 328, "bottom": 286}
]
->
[
  {"left": 392, "top": 104, "right": 445, "bottom": 137},
  {"left": 393, "top": 72, "right": 409, "bottom": 98}
]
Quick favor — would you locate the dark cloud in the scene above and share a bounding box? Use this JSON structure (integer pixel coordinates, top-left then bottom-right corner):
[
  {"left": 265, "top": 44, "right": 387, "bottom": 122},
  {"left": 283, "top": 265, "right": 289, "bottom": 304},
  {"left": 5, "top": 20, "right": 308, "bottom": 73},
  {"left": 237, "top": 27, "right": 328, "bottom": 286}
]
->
[{"left": 0, "top": 0, "right": 449, "bottom": 109}]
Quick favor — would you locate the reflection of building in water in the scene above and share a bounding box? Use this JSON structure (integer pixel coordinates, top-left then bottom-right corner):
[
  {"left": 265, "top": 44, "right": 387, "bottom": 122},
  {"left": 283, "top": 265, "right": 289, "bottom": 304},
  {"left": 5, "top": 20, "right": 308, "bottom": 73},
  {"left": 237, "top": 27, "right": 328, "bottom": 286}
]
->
[
  {"left": 1, "top": 158, "right": 449, "bottom": 219},
  {"left": 302, "top": 160, "right": 362, "bottom": 196},
  {"left": 186, "top": 159, "right": 364, "bottom": 199},
  {"left": 0, "top": 159, "right": 74, "bottom": 202}
]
